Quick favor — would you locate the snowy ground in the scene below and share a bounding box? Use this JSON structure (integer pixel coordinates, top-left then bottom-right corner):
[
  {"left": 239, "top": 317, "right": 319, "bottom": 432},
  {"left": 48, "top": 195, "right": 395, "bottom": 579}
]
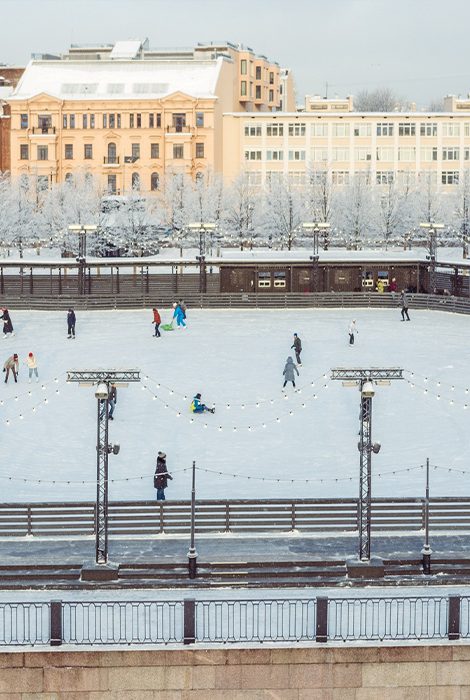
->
[{"left": 0, "top": 306, "right": 469, "bottom": 503}]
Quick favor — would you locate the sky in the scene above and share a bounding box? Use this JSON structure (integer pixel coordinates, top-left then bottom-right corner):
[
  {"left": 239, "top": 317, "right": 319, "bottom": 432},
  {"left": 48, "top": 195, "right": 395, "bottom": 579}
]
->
[{"left": 1, "top": 0, "right": 470, "bottom": 108}]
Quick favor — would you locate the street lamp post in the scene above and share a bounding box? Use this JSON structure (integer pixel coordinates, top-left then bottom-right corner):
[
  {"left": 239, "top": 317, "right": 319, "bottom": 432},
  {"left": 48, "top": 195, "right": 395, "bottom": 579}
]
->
[
  {"left": 302, "top": 222, "right": 330, "bottom": 292},
  {"left": 68, "top": 225, "right": 97, "bottom": 295},
  {"left": 419, "top": 221, "right": 444, "bottom": 294},
  {"left": 187, "top": 460, "right": 198, "bottom": 579},
  {"left": 188, "top": 222, "right": 216, "bottom": 294}
]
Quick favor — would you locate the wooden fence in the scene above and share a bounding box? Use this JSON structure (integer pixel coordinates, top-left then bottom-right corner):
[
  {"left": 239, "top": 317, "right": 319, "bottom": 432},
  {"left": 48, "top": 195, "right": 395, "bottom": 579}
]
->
[{"left": 0, "top": 497, "right": 469, "bottom": 538}]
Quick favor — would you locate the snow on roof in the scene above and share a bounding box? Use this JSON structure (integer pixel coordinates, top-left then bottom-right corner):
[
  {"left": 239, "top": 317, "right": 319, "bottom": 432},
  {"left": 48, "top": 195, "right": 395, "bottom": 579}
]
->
[
  {"left": 10, "top": 58, "right": 224, "bottom": 101},
  {"left": 0, "top": 86, "right": 13, "bottom": 99}
]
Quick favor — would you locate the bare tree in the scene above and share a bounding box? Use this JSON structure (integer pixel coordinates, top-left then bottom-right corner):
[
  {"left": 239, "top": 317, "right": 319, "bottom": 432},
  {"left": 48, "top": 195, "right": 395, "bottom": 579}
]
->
[
  {"left": 452, "top": 169, "right": 470, "bottom": 257},
  {"left": 334, "top": 175, "right": 376, "bottom": 249},
  {"left": 427, "top": 98, "right": 445, "bottom": 112},
  {"left": 354, "top": 88, "right": 403, "bottom": 112},
  {"left": 223, "top": 174, "right": 260, "bottom": 249},
  {"left": 263, "top": 176, "right": 304, "bottom": 250}
]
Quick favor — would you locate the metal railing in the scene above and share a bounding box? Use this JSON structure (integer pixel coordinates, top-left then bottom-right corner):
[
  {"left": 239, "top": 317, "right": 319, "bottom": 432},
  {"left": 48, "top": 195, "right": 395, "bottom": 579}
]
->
[
  {"left": 0, "top": 594, "right": 467, "bottom": 646},
  {"left": 1, "top": 497, "right": 469, "bottom": 538}
]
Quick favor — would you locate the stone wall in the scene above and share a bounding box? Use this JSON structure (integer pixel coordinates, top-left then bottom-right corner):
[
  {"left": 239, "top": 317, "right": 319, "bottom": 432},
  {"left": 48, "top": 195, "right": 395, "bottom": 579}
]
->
[{"left": 0, "top": 644, "right": 469, "bottom": 698}]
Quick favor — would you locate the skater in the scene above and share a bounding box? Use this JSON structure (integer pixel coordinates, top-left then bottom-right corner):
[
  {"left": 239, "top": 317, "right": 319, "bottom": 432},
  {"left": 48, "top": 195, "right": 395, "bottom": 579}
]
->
[
  {"left": 400, "top": 291, "right": 410, "bottom": 321},
  {"left": 191, "top": 393, "right": 215, "bottom": 414},
  {"left": 152, "top": 308, "right": 161, "bottom": 337},
  {"left": 154, "top": 451, "right": 172, "bottom": 500},
  {"left": 178, "top": 299, "right": 187, "bottom": 320},
  {"left": 3, "top": 353, "right": 19, "bottom": 383},
  {"left": 0, "top": 309, "right": 13, "bottom": 338},
  {"left": 100, "top": 383, "right": 117, "bottom": 420},
  {"left": 389, "top": 277, "right": 398, "bottom": 298},
  {"left": 172, "top": 302, "right": 186, "bottom": 328},
  {"left": 282, "top": 356, "right": 299, "bottom": 388},
  {"left": 26, "top": 352, "right": 39, "bottom": 382},
  {"left": 291, "top": 333, "right": 302, "bottom": 365},
  {"left": 67, "top": 308, "right": 76, "bottom": 338},
  {"left": 348, "top": 320, "right": 358, "bottom": 345}
]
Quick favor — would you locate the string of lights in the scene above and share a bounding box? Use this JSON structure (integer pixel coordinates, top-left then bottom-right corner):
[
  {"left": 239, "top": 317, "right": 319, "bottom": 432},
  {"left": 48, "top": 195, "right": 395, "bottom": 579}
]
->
[
  {"left": 1, "top": 379, "right": 62, "bottom": 426},
  {"left": 405, "top": 377, "right": 469, "bottom": 409},
  {"left": 404, "top": 369, "right": 470, "bottom": 396},
  {"left": 0, "top": 376, "right": 62, "bottom": 407}
]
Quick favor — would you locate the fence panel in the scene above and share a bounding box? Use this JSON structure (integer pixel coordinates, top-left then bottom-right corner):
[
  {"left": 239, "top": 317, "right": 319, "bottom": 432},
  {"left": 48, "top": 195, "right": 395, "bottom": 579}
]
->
[{"left": 0, "top": 603, "right": 50, "bottom": 646}]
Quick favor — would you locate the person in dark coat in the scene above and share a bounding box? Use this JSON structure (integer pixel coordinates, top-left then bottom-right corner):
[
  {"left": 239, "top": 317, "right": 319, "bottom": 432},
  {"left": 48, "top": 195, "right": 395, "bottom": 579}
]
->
[
  {"left": 291, "top": 333, "right": 302, "bottom": 365},
  {"left": 100, "top": 383, "right": 117, "bottom": 420},
  {"left": 283, "top": 356, "right": 299, "bottom": 388},
  {"left": 400, "top": 291, "right": 410, "bottom": 321},
  {"left": 3, "top": 353, "right": 19, "bottom": 383},
  {"left": 154, "top": 452, "right": 172, "bottom": 500},
  {"left": 0, "top": 309, "right": 14, "bottom": 337},
  {"left": 67, "top": 309, "right": 76, "bottom": 338}
]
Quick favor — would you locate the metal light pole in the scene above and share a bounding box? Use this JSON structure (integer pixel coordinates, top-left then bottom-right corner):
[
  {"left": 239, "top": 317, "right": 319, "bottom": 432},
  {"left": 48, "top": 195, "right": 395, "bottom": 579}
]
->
[
  {"left": 67, "top": 369, "right": 140, "bottom": 569},
  {"left": 419, "top": 221, "right": 444, "bottom": 294},
  {"left": 302, "top": 222, "right": 330, "bottom": 292},
  {"left": 68, "top": 225, "right": 97, "bottom": 296},
  {"left": 188, "top": 222, "right": 216, "bottom": 294},
  {"left": 422, "top": 457, "right": 432, "bottom": 575},
  {"left": 187, "top": 460, "right": 198, "bottom": 579},
  {"left": 331, "top": 368, "right": 404, "bottom": 563}
]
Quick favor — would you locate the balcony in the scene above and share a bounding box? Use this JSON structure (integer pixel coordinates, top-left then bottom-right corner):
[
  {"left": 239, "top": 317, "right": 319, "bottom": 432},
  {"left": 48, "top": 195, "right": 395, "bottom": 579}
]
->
[
  {"left": 166, "top": 125, "right": 192, "bottom": 134},
  {"left": 103, "top": 156, "right": 120, "bottom": 166},
  {"left": 30, "top": 127, "right": 56, "bottom": 136}
]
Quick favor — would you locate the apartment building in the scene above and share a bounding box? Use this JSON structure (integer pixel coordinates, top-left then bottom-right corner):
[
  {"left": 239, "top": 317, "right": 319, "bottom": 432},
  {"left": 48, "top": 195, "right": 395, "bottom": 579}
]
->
[
  {"left": 6, "top": 40, "right": 293, "bottom": 187},
  {"left": 223, "top": 95, "right": 470, "bottom": 187}
]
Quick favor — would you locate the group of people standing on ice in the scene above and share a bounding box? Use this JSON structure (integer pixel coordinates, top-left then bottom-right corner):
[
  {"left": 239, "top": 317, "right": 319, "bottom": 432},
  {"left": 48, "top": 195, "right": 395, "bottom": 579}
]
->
[{"left": 152, "top": 299, "right": 187, "bottom": 336}]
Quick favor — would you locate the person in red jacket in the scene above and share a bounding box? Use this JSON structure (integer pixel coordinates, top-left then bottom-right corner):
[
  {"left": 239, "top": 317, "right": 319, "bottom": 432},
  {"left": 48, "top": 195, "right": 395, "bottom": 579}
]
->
[{"left": 152, "top": 308, "right": 161, "bottom": 337}]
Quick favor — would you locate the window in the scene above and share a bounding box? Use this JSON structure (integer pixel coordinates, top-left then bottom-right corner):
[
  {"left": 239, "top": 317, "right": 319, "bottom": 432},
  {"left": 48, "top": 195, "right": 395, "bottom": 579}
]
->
[
  {"left": 107, "top": 174, "right": 117, "bottom": 194},
  {"left": 355, "top": 148, "right": 372, "bottom": 161},
  {"left": 288, "top": 150, "right": 305, "bottom": 161},
  {"left": 442, "top": 171, "right": 459, "bottom": 185},
  {"left": 240, "top": 59, "right": 247, "bottom": 75},
  {"left": 273, "top": 271, "right": 286, "bottom": 288},
  {"left": 465, "top": 148, "right": 470, "bottom": 161},
  {"left": 332, "top": 171, "right": 350, "bottom": 185},
  {"left": 255, "top": 85, "right": 261, "bottom": 99},
  {"left": 288, "top": 171, "right": 306, "bottom": 186},
  {"left": 103, "top": 114, "right": 107, "bottom": 129},
  {"left": 442, "top": 122, "right": 460, "bottom": 137},
  {"left": 376, "top": 122, "right": 393, "bottom": 137},
  {"left": 465, "top": 123, "right": 470, "bottom": 137},
  {"left": 83, "top": 114, "right": 88, "bottom": 129},
  {"left": 117, "top": 113, "right": 121, "bottom": 128},
  {"left": 150, "top": 143, "right": 160, "bottom": 159},
  {"left": 376, "top": 171, "right": 394, "bottom": 184},
  {"left": 247, "top": 171, "right": 262, "bottom": 186},
  {"left": 244, "top": 150, "right": 262, "bottom": 160},
  {"left": 173, "top": 144, "right": 184, "bottom": 159},
  {"left": 84, "top": 144, "right": 93, "bottom": 160},
  {"left": 64, "top": 144, "right": 73, "bottom": 160},
  {"left": 356, "top": 170, "right": 371, "bottom": 184},
  {"left": 420, "top": 122, "right": 437, "bottom": 136},
  {"left": 151, "top": 172, "right": 160, "bottom": 191},
  {"left": 313, "top": 148, "right": 328, "bottom": 162},
  {"left": 266, "top": 150, "right": 283, "bottom": 161},
  {"left": 313, "top": 123, "right": 328, "bottom": 137},
  {"left": 172, "top": 113, "right": 186, "bottom": 132},
  {"left": 129, "top": 114, "right": 134, "bottom": 128},
  {"left": 443, "top": 147, "right": 460, "bottom": 160},
  {"left": 398, "top": 147, "right": 416, "bottom": 161},
  {"left": 90, "top": 114, "right": 95, "bottom": 129},
  {"left": 37, "top": 146, "right": 48, "bottom": 161},
  {"left": 20, "top": 114, "right": 28, "bottom": 129},
  {"left": 398, "top": 122, "right": 416, "bottom": 136},
  {"left": 288, "top": 122, "right": 306, "bottom": 136},
  {"left": 332, "top": 148, "right": 349, "bottom": 161},
  {"left": 196, "top": 112, "right": 204, "bottom": 128},
  {"left": 241, "top": 81, "right": 247, "bottom": 96},
  {"left": 332, "top": 123, "right": 350, "bottom": 137},
  {"left": 255, "top": 66, "right": 261, "bottom": 80},
  {"left": 196, "top": 143, "right": 205, "bottom": 158},
  {"left": 107, "top": 142, "right": 117, "bottom": 163},
  {"left": 269, "top": 89, "right": 274, "bottom": 102},
  {"left": 376, "top": 147, "right": 394, "bottom": 161},
  {"left": 20, "top": 144, "right": 28, "bottom": 160},
  {"left": 131, "top": 172, "right": 140, "bottom": 190},
  {"left": 64, "top": 173, "right": 73, "bottom": 184},
  {"left": 69, "top": 114, "right": 75, "bottom": 129},
  {"left": 354, "top": 123, "right": 371, "bottom": 137},
  {"left": 109, "top": 114, "right": 115, "bottom": 129},
  {"left": 266, "top": 123, "right": 283, "bottom": 137},
  {"left": 136, "top": 113, "right": 141, "bottom": 128},
  {"left": 149, "top": 113, "right": 154, "bottom": 128},
  {"left": 258, "top": 271, "right": 271, "bottom": 288},
  {"left": 421, "top": 147, "right": 438, "bottom": 162},
  {"left": 131, "top": 143, "right": 140, "bottom": 159},
  {"left": 245, "top": 125, "right": 262, "bottom": 137},
  {"left": 63, "top": 114, "right": 67, "bottom": 129},
  {"left": 156, "top": 113, "right": 161, "bottom": 128},
  {"left": 269, "top": 72, "right": 274, "bottom": 85}
]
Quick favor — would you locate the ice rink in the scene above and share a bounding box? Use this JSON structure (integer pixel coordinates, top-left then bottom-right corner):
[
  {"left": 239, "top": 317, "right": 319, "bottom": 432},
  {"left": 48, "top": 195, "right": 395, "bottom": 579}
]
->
[{"left": 0, "top": 306, "right": 469, "bottom": 502}]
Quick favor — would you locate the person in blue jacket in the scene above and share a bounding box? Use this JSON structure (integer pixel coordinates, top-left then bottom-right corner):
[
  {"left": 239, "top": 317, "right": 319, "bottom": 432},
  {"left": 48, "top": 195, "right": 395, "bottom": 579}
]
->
[
  {"left": 191, "top": 393, "right": 215, "bottom": 414},
  {"left": 172, "top": 302, "right": 186, "bottom": 328}
]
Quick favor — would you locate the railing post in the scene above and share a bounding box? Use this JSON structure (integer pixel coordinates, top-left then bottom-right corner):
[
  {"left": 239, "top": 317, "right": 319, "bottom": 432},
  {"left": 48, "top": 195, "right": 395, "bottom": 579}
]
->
[
  {"left": 448, "top": 596, "right": 461, "bottom": 640},
  {"left": 316, "top": 596, "right": 328, "bottom": 643},
  {"left": 50, "top": 600, "right": 63, "bottom": 646},
  {"left": 225, "top": 502, "right": 230, "bottom": 532},
  {"left": 183, "top": 598, "right": 196, "bottom": 645},
  {"left": 26, "top": 506, "right": 32, "bottom": 536},
  {"left": 291, "top": 502, "right": 296, "bottom": 531}
]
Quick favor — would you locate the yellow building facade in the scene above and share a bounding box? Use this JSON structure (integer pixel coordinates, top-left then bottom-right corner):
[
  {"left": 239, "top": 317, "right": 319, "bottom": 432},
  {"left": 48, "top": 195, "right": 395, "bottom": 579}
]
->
[{"left": 223, "top": 96, "right": 470, "bottom": 187}]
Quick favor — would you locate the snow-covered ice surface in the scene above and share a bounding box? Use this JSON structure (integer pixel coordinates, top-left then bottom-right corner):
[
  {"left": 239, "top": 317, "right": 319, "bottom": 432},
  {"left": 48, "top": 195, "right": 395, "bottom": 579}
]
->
[{"left": 0, "top": 306, "right": 469, "bottom": 503}]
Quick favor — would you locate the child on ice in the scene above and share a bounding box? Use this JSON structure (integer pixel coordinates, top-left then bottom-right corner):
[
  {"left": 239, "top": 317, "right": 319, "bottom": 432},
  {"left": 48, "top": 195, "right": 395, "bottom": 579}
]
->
[
  {"left": 26, "top": 352, "right": 39, "bottom": 382},
  {"left": 190, "top": 393, "right": 215, "bottom": 414}
]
